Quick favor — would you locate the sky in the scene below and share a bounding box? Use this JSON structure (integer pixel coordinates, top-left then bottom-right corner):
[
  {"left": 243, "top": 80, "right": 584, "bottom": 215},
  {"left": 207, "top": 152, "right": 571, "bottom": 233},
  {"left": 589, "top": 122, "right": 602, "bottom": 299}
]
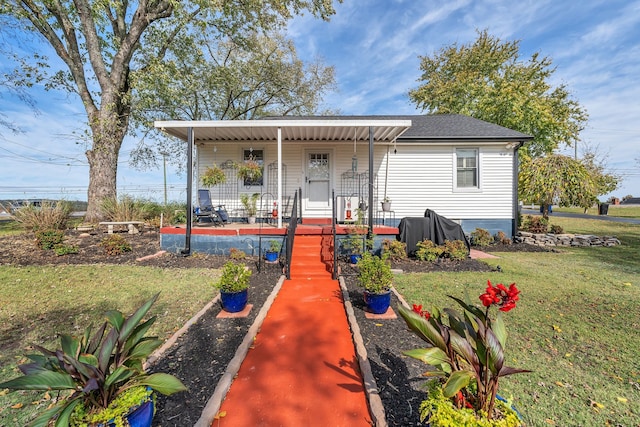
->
[{"left": 1, "top": 0, "right": 639, "bottom": 204}]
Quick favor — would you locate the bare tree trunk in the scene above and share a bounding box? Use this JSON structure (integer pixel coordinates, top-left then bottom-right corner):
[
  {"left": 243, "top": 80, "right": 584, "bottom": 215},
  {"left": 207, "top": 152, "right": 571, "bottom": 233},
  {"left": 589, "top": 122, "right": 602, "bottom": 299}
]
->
[
  {"left": 85, "top": 143, "right": 120, "bottom": 222},
  {"left": 84, "top": 95, "right": 129, "bottom": 222}
]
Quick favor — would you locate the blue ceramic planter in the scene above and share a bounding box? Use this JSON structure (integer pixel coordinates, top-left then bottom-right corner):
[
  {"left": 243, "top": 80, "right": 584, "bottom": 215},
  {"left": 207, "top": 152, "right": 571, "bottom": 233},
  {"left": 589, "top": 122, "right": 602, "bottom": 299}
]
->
[
  {"left": 364, "top": 290, "right": 391, "bottom": 314},
  {"left": 220, "top": 289, "right": 248, "bottom": 313},
  {"left": 102, "top": 394, "right": 154, "bottom": 427},
  {"left": 123, "top": 399, "right": 154, "bottom": 427},
  {"left": 265, "top": 251, "right": 278, "bottom": 262}
]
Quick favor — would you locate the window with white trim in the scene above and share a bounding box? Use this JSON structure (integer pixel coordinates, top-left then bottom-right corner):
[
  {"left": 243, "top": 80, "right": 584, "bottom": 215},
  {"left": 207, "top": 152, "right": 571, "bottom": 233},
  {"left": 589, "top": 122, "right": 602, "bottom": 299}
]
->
[{"left": 456, "top": 148, "right": 478, "bottom": 188}]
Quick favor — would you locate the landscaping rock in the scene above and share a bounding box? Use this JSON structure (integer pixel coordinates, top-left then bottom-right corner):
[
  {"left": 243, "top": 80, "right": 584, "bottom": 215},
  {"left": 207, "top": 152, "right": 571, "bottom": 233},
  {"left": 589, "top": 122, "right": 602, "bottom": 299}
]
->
[{"left": 515, "top": 231, "right": 620, "bottom": 248}]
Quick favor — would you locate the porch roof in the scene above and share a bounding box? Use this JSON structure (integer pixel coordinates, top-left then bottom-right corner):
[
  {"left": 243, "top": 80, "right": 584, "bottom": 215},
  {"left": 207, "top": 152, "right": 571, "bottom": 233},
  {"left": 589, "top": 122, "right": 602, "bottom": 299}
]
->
[{"left": 153, "top": 119, "right": 412, "bottom": 143}]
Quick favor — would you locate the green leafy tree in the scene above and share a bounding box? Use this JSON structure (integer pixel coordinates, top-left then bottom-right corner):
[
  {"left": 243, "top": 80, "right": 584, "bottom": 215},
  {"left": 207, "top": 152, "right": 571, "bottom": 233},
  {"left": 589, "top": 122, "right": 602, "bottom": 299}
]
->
[
  {"left": 408, "top": 29, "right": 588, "bottom": 157},
  {"left": 519, "top": 154, "right": 599, "bottom": 218},
  {"left": 0, "top": 0, "right": 340, "bottom": 221},
  {"left": 580, "top": 144, "right": 619, "bottom": 210},
  {"left": 130, "top": 31, "right": 336, "bottom": 171}
]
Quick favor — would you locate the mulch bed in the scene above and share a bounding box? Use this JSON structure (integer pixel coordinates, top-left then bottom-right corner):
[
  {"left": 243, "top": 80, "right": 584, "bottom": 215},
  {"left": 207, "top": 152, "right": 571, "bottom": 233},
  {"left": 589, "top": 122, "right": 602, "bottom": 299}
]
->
[{"left": 0, "top": 228, "right": 549, "bottom": 426}]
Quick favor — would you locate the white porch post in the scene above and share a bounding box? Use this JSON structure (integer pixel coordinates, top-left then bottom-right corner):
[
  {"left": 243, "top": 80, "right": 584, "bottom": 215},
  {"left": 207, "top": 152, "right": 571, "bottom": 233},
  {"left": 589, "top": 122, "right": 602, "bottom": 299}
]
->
[{"left": 277, "top": 127, "right": 283, "bottom": 228}]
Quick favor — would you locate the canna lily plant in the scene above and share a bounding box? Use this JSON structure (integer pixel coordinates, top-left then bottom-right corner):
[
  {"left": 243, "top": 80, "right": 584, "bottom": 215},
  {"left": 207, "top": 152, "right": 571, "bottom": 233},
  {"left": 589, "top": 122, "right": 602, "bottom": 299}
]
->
[
  {"left": 398, "top": 281, "right": 530, "bottom": 426},
  {"left": 0, "top": 293, "right": 186, "bottom": 427}
]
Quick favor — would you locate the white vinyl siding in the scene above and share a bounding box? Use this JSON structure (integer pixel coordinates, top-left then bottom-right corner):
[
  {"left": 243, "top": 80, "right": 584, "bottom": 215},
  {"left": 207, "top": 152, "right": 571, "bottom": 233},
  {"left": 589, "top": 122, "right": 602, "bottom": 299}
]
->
[
  {"left": 383, "top": 144, "right": 513, "bottom": 220},
  {"left": 197, "top": 141, "right": 515, "bottom": 221}
]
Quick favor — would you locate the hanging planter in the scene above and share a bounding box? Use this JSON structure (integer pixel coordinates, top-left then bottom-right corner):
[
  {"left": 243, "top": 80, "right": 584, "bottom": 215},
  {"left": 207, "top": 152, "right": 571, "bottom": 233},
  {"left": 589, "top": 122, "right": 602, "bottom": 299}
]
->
[
  {"left": 201, "top": 164, "right": 227, "bottom": 187},
  {"left": 236, "top": 160, "right": 263, "bottom": 182}
]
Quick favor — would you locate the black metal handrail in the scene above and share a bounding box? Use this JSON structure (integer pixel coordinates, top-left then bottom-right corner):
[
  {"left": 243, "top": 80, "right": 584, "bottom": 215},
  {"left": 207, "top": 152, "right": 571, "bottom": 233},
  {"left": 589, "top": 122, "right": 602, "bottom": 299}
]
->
[
  {"left": 332, "top": 190, "right": 338, "bottom": 279},
  {"left": 284, "top": 189, "right": 299, "bottom": 279}
]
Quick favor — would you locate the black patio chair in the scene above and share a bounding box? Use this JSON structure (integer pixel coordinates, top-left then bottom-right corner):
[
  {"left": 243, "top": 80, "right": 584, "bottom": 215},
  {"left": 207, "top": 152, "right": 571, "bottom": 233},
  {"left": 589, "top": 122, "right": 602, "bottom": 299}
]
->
[{"left": 195, "top": 189, "right": 228, "bottom": 226}]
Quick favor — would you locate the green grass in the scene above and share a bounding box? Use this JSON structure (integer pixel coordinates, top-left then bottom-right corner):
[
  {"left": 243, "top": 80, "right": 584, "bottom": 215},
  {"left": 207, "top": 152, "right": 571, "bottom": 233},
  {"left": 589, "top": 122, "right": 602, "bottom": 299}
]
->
[
  {"left": 0, "top": 219, "right": 22, "bottom": 236},
  {"left": 0, "top": 264, "right": 220, "bottom": 426},
  {"left": 394, "top": 218, "right": 640, "bottom": 426},
  {"left": 551, "top": 205, "right": 640, "bottom": 218}
]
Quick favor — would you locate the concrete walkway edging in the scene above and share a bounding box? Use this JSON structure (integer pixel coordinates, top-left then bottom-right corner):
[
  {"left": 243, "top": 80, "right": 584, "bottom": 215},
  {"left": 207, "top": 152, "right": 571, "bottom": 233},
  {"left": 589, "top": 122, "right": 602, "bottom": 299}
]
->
[
  {"left": 339, "top": 276, "right": 388, "bottom": 427},
  {"left": 194, "top": 274, "right": 287, "bottom": 427}
]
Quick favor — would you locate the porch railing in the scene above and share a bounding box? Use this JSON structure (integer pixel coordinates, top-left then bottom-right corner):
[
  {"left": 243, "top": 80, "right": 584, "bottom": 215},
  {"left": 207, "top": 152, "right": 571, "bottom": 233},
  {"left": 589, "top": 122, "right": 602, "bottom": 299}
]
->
[
  {"left": 284, "top": 189, "right": 300, "bottom": 279},
  {"left": 332, "top": 190, "right": 338, "bottom": 279}
]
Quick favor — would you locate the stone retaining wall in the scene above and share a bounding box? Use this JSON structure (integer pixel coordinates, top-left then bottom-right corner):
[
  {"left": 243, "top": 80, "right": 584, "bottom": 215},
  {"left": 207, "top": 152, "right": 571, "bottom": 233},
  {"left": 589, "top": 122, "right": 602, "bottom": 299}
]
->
[{"left": 515, "top": 231, "right": 621, "bottom": 247}]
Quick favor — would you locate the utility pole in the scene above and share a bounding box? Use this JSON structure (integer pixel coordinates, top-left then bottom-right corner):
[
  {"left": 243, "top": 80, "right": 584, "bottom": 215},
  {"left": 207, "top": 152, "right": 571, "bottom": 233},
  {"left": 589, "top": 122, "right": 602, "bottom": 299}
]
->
[{"left": 160, "top": 151, "right": 168, "bottom": 205}]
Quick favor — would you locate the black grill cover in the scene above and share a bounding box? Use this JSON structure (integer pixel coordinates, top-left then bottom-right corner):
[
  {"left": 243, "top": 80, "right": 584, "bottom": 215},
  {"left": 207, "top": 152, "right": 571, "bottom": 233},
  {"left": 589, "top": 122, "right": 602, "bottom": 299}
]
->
[{"left": 398, "top": 209, "right": 470, "bottom": 256}]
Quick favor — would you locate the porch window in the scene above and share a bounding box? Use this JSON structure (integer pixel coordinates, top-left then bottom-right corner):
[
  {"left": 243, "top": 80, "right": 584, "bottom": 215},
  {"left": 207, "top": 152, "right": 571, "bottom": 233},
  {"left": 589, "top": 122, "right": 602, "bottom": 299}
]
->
[
  {"left": 242, "top": 149, "right": 264, "bottom": 187},
  {"left": 455, "top": 148, "right": 478, "bottom": 188}
]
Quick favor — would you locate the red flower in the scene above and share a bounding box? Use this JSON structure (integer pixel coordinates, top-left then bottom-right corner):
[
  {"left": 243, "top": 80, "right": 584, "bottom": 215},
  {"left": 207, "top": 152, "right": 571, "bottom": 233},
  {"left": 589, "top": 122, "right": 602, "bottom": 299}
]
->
[
  {"left": 479, "top": 280, "right": 519, "bottom": 311},
  {"left": 412, "top": 304, "right": 431, "bottom": 320}
]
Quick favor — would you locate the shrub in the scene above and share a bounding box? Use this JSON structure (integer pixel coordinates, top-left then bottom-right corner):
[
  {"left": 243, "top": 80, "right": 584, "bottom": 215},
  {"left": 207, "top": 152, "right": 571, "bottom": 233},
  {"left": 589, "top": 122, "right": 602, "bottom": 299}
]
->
[
  {"left": 443, "top": 240, "right": 468, "bottom": 261},
  {"left": 229, "top": 248, "right": 246, "bottom": 260},
  {"left": 549, "top": 224, "right": 564, "bottom": 234},
  {"left": 356, "top": 252, "right": 393, "bottom": 294},
  {"left": 470, "top": 228, "right": 493, "bottom": 247},
  {"left": 342, "top": 232, "right": 364, "bottom": 255},
  {"left": 35, "top": 229, "right": 65, "bottom": 250},
  {"left": 415, "top": 239, "right": 444, "bottom": 262},
  {"left": 166, "top": 203, "right": 187, "bottom": 224},
  {"left": 54, "top": 244, "right": 79, "bottom": 256},
  {"left": 171, "top": 209, "right": 187, "bottom": 224},
  {"left": 14, "top": 200, "right": 70, "bottom": 231},
  {"left": 100, "top": 234, "right": 132, "bottom": 255},
  {"left": 100, "top": 195, "right": 155, "bottom": 222},
  {"left": 268, "top": 239, "right": 282, "bottom": 252},
  {"left": 215, "top": 261, "right": 252, "bottom": 293},
  {"left": 495, "top": 231, "right": 512, "bottom": 245},
  {"left": 521, "top": 215, "right": 548, "bottom": 233},
  {"left": 382, "top": 238, "right": 407, "bottom": 260}
]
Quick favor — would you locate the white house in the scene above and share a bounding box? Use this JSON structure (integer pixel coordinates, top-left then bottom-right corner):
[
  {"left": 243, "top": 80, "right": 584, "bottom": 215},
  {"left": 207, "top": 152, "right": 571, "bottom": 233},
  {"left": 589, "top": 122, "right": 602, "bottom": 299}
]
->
[{"left": 155, "top": 114, "right": 532, "bottom": 239}]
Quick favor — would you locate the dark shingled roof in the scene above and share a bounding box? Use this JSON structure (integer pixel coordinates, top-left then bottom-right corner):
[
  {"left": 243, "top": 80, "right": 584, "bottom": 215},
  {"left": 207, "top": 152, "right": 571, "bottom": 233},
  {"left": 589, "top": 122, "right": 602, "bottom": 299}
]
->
[{"left": 264, "top": 114, "right": 532, "bottom": 141}]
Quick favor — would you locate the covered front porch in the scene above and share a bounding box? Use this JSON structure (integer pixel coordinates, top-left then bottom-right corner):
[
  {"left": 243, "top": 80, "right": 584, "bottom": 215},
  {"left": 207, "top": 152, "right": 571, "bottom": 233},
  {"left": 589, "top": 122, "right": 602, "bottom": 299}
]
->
[{"left": 154, "top": 118, "right": 411, "bottom": 235}]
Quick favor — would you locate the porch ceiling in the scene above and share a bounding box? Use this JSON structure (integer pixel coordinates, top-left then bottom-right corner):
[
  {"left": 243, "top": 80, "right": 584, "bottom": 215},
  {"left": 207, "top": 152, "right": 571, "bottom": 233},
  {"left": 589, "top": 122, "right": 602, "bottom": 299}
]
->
[{"left": 154, "top": 119, "right": 412, "bottom": 143}]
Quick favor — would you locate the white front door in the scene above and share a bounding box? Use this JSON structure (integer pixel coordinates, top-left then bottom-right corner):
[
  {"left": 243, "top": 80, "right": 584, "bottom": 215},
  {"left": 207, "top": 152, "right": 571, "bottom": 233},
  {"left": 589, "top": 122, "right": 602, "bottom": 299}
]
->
[{"left": 305, "top": 151, "right": 331, "bottom": 213}]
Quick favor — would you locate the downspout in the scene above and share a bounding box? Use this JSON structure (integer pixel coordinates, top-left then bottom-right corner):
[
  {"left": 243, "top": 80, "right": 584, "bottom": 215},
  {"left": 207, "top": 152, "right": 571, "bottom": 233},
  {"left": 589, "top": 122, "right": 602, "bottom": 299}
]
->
[
  {"left": 183, "top": 127, "right": 194, "bottom": 255},
  {"left": 368, "top": 126, "right": 374, "bottom": 239}
]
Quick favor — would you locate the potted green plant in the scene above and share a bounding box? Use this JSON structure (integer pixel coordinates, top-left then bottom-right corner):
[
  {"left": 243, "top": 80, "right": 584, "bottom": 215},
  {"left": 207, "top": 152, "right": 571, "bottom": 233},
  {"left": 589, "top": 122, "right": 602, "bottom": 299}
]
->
[
  {"left": 264, "top": 239, "right": 281, "bottom": 263},
  {"left": 357, "top": 252, "right": 393, "bottom": 314},
  {"left": 215, "top": 261, "right": 252, "bottom": 312},
  {"left": 201, "top": 164, "right": 227, "bottom": 187},
  {"left": 342, "top": 231, "right": 363, "bottom": 264},
  {"left": 398, "top": 280, "right": 529, "bottom": 426},
  {"left": 381, "top": 196, "right": 391, "bottom": 212},
  {"left": 240, "top": 193, "right": 260, "bottom": 224},
  {"left": 0, "top": 293, "right": 186, "bottom": 427}
]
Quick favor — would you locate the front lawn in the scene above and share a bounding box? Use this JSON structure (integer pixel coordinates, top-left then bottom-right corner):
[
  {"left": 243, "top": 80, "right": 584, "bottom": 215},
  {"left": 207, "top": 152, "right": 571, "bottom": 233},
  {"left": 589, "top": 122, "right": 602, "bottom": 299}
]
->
[
  {"left": 394, "top": 216, "right": 640, "bottom": 426},
  {"left": 0, "top": 264, "right": 219, "bottom": 426}
]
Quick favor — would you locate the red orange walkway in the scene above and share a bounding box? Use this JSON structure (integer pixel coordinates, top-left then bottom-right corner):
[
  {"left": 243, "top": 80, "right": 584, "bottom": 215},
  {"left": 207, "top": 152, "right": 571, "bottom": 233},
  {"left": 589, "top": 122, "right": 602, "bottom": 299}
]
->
[{"left": 212, "top": 235, "right": 372, "bottom": 426}]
